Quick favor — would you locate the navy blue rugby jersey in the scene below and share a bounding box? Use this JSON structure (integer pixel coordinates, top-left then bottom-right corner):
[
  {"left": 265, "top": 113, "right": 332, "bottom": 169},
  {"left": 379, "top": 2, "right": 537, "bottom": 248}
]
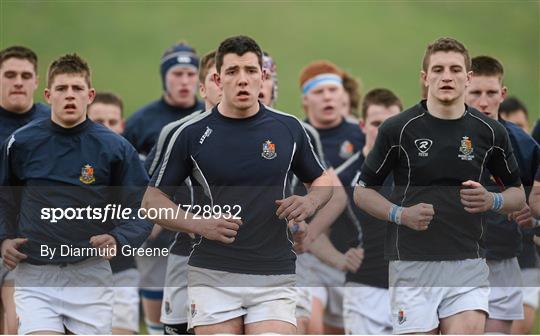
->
[
  {"left": 0, "top": 118, "right": 152, "bottom": 264},
  {"left": 0, "top": 103, "right": 50, "bottom": 142},
  {"left": 346, "top": 153, "right": 390, "bottom": 289},
  {"left": 310, "top": 118, "right": 365, "bottom": 253},
  {"left": 124, "top": 98, "right": 204, "bottom": 158},
  {"left": 145, "top": 111, "right": 203, "bottom": 256},
  {"left": 485, "top": 119, "right": 540, "bottom": 261},
  {"left": 360, "top": 101, "right": 522, "bottom": 261},
  {"left": 151, "top": 104, "right": 325, "bottom": 275}
]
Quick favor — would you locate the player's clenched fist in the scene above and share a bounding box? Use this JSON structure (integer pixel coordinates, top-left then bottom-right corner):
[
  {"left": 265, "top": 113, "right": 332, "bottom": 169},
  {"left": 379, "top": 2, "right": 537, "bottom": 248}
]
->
[
  {"left": 460, "top": 180, "right": 492, "bottom": 213},
  {"left": 1, "top": 238, "right": 28, "bottom": 270},
  {"left": 509, "top": 205, "right": 533, "bottom": 228},
  {"left": 275, "top": 195, "right": 318, "bottom": 222},
  {"left": 340, "top": 247, "right": 364, "bottom": 273},
  {"left": 90, "top": 234, "right": 117, "bottom": 260},
  {"left": 196, "top": 217, "right": 243, "bottom": 244},
  {"left": 401, "top": 203, "right": 435, "bottom": 231}
]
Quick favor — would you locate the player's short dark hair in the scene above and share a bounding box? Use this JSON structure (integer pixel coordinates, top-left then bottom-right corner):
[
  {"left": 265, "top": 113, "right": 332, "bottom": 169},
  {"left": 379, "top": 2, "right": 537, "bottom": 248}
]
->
[
  {"left": 47, "top": 53, "right": 91, "bottom": 88},
  {"left": 199, "top": 50, "right": 217, "bottom": 83},
  {"left": 342, "top": 71, "right": 362, "bottom": 118},
  {"left": 362, "top": 88, "right": 402, "bottom": 120},
  {"left": 90, "top": 92, "right": 124, "bottom": 117},
  {"left": 422, "top": 37, "right": 471, "bottom": 72},
  {"left": 471, "top": 55, "right": 504, "bottom": 81},
  {"left": 215, "top": 36, "right": 263, "bottom": 73},
  {"left": 499, "top": 96, "right": 528, "bottom": 117},
  {"left": 0, "top": 46, "right": 38, "bottom": 72}
]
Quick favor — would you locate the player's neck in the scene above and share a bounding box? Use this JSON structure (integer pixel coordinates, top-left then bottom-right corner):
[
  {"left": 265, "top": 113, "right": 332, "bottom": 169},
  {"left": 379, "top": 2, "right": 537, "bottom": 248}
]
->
[
  {"left": 0, "top": 101, "right": 34, "bottom": 114},
  {"left": 163, "top": 94, "right": 195, "bottom": 109},
  {"left": 426, "top": 97, "right": 466, "bottom": 120},
  {"left": 309, "top": 116, "right": 342, "bottom": 130},
  {"left": 51, "top": 113, "right": 86, "bottom": 129},
  {"left": 218, "top": 100, "right": 259, "bottom": 119}
]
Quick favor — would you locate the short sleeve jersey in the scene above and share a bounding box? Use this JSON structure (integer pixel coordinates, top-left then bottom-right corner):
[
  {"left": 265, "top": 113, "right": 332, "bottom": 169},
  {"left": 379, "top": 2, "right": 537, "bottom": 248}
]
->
[
  {"left": 360, "top": 101, "right": 521, "bottom": 261},
  {"left": 150, "top": 104, "right": 324, "bottom": 275}
]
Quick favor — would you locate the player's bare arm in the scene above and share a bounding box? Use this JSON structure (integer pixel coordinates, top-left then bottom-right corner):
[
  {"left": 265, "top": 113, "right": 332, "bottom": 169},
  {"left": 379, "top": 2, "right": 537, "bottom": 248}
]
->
[
  {"left": 275, "top": 170, "right": 333, "bottom": 222},
  {"left": 530, "top": 180, "right": 540, "bottom": 218},
  {"left": 307, "top": 233, "right": 363, "bottom": 272},
  {"left": 142, "top": 186, "right": 242, "bottom": 244},
  {"left": 460, "top": 180, "right": 525, "bottom": 214},
  {"left": 302, "top": 169, "right": 347, "bottom": 243},
  {"left": 354, "top": 186, "right": 435, "bottom": 231}
]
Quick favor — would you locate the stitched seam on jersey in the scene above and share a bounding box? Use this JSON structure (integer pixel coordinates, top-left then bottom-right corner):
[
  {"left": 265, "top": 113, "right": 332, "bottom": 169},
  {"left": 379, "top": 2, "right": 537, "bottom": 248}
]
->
[
  {"left": 283, "top": 143, "right": 297, "bottom": 256},
  {"left": 335, "top": 151, "right": 361, "bottom": 175},
  {"left": 493, "top": 146, "right": 512, "bottom": 174},
  {"left": 394, "top": 113, "right": 423, "bottom": 261},
  {"left": 149, "top": 110, "right": 203, "bottom": 176},
  {"left": 190, "top": 156, "right": 213, "bottom": 206},
  {"left": 301, "top": 121, "right": 326, "bottom": 166},
  {"left": 375, "top": 145, "right": 400, "bottom": 174},
  {"left": 154, "top": 111, "right": 212, "bottom": 186},
  {"left": 478, "top": 147, "right": 493, "bottom": 185},
  {"left": 266, "top": 106, "right": 325, "bottom": 170},
  {"left": 469, "top": 113, "right": 495, "bottom": 145}
]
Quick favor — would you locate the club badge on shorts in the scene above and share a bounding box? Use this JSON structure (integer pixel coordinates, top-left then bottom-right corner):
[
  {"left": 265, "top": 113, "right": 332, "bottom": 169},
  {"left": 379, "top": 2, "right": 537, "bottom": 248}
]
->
[
  {"left": 398, "top": 308, "right": 407, "bottom": 325},
  {"left": 79, "top": 164, "right": 95, "bottom": 184},
  {"left": 458, "top": 136, "right": 474, "bottom": 161},
  {"left": 191, "top": 302, "right": 197, "bottom": 318},
  {"left": 262, "top": 140, "right": 277, "bottom": 160}
]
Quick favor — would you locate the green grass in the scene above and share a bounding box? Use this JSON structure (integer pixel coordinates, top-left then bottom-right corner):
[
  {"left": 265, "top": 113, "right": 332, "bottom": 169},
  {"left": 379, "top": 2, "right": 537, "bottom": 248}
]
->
[{"left": 1, "top": 1, "right": 538, "bottom": 124}]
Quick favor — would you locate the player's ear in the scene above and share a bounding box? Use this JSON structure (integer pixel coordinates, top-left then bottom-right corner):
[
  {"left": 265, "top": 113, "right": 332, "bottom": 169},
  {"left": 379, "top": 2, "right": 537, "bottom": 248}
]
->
[
  {"left": 88, "top": 88, "right": 96, "bottom": 104},
  {"left": 44, "top": 88, "right": 51, "bottom": 104},
  {"left": 501, "top": 85, "right": 508, "bottom": 100},
  {"left": 359, "top": 119, "right": 366, "bottom": 133},
  {"left": 199, "top": 83, "right": 206, "bottom": 99},
  {"left": 213, "top": 73, "right": 222, "bottom": 89},
  {"left": 420, "top": 71, "right": 428, "bottom": 87},
  {"left": 465, "top": 71, "right": 473, "bottom": 87}
]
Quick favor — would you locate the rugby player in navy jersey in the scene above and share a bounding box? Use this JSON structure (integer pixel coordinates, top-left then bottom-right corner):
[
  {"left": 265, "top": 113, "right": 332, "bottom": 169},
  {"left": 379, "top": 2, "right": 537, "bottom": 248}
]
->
[
  {"left": 0, "top": 45, "right": 50, "bottom": 335},
  {"left": 0, "top": 54, "right": 152, "bottom": 334},
  {"left": 346, "top": 88, "right": 402, "bottom": 335},
  {"left": 298, "top": 60, "right": 365, "bottom": 334},
  {"left": 155, "top": 50, "right": 221, "bottom": 335},
  {"left": 464, "top": 55, "right": 540, "bottom": 334},
  {"left": 124, "top": 41, "right": 204, "bottom": 334},
  {"left": 355, "top": 37, "right": 526, "bottom": 334},
  {"left": 143, "top": 35, "right": 332, "bottom": 334},
  {"left": 88, "top": 92, "right": 141, "bottom": 335}
]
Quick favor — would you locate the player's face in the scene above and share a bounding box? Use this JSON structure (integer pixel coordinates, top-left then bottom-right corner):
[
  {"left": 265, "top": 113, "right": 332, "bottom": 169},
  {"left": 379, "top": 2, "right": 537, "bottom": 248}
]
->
[
  {"left": 164, "top": 66, "right": 198, "bottom": 108},
  {"left": 259, "top": 70, "right": 274, "bottom": 106},
  {"left": 422, "top": 51, "right": 471, "bottom": 105},
  {"left": 303, "top": 83, "right": 344, "bottom": 127},
  {"left": 45, "top": 73, "right": 95, "bottom": 128},
  {"left": 216, "top": 52, "right": 263, "bottom": 112},
  {"left": 465, "top": 75, "right": 506, "bottom": 120},
  {"left": 0, "top": 58, "right": 38, "bottom": 113},
  {"left": 361, "top": 104, "right": 400, "bottom": 153},
  {"left": 199, "top": 65, "right": 221, "bottom": 108},
  {"left": 87, "top": 103, "right": 124, "bottom": 134},
  {"left": 501, "top": 110, "right": 529, "bottom": 133}
]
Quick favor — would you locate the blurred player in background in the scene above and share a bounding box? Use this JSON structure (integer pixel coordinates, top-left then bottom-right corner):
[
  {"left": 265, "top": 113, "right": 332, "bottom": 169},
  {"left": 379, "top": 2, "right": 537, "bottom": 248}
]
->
[
  {"left": 499, "top": 96, "right": 531, "bottom": 134},
  {"left": 0, "top": 45, "right": 50, "bottom": 334},
  {"left": 345, "top": 88, "right": 402, "bottom": 335},
  {"left": 465, "top": 55, "right": 540, "bottom": 334},
  {"left": 124, "top": 41, "right": 204, "bottom": 334},
  {"left": 88, "top": 92, "right": 141, "bottom": 335}
]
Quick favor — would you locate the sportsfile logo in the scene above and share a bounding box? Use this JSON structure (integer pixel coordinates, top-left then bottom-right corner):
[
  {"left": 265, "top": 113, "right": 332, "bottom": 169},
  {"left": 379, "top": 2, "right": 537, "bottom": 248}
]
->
[{"left": 414, "top": 138, "right": 432, "bottom": 157}]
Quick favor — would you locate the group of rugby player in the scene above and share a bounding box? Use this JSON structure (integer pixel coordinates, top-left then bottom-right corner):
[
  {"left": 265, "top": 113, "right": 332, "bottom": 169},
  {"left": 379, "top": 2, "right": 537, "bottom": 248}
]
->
[{"left": 0, "top": 35, "right": 539, "bottom": 335}]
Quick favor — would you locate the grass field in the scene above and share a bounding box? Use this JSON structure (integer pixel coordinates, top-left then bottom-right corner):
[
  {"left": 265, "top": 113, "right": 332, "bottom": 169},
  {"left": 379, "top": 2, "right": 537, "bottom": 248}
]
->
[{"left": 1, "top": 1, "right": 538, "bottom": 123}]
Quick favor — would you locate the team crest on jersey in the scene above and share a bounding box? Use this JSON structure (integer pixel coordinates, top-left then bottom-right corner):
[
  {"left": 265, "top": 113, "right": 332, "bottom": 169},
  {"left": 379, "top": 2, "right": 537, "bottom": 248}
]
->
[
  {"left": 414, "top": 138, "right": 433, "bottom": 157},
  {"left": 458, "top": 136, "right": 474, "bottom": 161},
  {"left": 79, "top": 164, "right": 95, "bottom": 184},
  {"left": 190, "top": 302, "right": 197, "bottom": 318},
  {"left": 261, "top": 140, "right": 277, "bottom": 160},
  {"left": 398, "top": 308, "right": 407, "bottom": 325},
  {"left": 339, "top": 140, "right": 354, "bottom": 159}
]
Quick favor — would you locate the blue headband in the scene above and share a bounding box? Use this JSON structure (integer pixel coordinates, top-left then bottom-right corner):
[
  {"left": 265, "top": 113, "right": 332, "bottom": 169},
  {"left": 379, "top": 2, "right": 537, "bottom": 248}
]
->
[{"left": 302, "top": 73, "right": 342, "bottom": 95}]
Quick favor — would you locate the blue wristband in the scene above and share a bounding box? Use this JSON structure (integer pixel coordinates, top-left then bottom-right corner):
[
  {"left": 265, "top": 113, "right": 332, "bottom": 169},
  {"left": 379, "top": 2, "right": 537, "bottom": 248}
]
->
[{"left": 491, "top": 192, "right": 504, "bottom": 212}]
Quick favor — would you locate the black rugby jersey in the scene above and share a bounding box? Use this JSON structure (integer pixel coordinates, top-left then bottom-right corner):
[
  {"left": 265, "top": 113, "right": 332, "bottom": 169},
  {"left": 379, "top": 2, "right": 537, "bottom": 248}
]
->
[
  {"left": 311, "top": 118, "right": 365, "bottom": 253},
  {"left": 151, "top": 104, "right": 324, "bottom": 275},
  {"left": 124, "top": 98, "right": 203, "bottom": 158},
  {"left": 346, "top": 153, "right": 390, "bottom": 288},
  {"left": 360, "top": 100, "right": 521, "bottom": 261},
  {"left": 0, "top": 103, "right": 50, "bottom": 142},
  {"left": 0, "top": 118, "right": 152, "bottom": 264}
]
